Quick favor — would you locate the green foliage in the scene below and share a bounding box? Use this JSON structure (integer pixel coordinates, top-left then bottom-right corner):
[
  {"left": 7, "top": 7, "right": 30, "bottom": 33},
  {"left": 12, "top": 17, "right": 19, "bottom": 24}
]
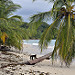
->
[
  {"left": 31, "top": 0, "right": 75, "bottom": 66},
  {"left": 21, "top": 22, "right": 57, "bottom": 39},
  {"left": 21, "top": 22, "right": 29, "bottom": 29},
  {"left": 0, "top": 0, "right": 28, "bottom": 50}
]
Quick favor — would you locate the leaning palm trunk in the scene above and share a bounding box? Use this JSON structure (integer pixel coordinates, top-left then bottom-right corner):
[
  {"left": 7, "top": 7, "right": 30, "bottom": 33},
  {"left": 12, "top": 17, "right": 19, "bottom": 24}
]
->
[{"left": 25, "top": 52, "right": 52, "bottom": 65}]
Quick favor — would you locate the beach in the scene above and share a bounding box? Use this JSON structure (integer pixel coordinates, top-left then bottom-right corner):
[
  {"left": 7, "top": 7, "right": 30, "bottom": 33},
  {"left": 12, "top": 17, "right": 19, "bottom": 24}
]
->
[
  {"left": 0, "top": 0, "right": 75, "bottom": 75},
  {"left": 0, "top": 43, "right": 75, "bottom": 75}
]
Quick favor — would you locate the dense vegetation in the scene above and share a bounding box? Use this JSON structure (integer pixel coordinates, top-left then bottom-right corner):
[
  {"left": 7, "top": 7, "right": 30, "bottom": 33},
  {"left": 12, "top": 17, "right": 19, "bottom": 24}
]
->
[
  {"left": 0, "top": 0, "right": 28, "bottom": 50},
  {"left": 21, "top": 22, "right": 58, "bottom": 39},
  {"left": 0, "top": 0, "right": 58, "bottom": 51},
  {"left": 31, "top": 0, "right": 75, "bottom": 66}
]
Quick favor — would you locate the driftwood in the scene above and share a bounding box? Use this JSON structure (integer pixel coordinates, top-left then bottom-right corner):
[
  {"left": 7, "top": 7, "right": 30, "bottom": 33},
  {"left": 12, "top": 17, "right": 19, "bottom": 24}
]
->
[
  {"left": 0, "top": 52, "right": 52, "bottom": 69},
  {"left": 0, "top": 62, "right": 26, "bottom": 69},
  {"left": 25, "top": 52, "right": 52, "bottom": 65}
]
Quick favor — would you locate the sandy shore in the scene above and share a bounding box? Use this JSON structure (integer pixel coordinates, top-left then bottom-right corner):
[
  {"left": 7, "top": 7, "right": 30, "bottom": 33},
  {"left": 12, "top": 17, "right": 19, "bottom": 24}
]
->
[{"left": 0, "top": 44, "right": 75, "bottom": 75}]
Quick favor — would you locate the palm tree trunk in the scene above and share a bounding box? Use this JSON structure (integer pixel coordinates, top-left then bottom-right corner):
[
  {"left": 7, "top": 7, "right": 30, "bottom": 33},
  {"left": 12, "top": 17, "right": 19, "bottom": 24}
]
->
[{"left": 25, "top": 52, "right": 52, "bottom": 65}]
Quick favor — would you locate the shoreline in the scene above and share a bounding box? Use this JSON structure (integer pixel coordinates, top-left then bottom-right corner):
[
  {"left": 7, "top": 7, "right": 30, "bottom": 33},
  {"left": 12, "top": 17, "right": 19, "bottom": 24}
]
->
[{"left": 0, "top": 44, "right": 75, "bottom": 75}]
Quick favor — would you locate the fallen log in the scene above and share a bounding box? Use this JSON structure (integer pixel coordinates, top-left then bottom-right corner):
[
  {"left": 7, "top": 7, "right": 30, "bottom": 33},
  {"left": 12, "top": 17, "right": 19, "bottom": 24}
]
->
[
  {"left": 0, "top": 62, "right": 26, "bottom": 69},
  {"left": 0, "top": 52, "right": 52, "bottom": 69},
  {"left": 25, "top": 52, "right": 52, "bottom": 65}
]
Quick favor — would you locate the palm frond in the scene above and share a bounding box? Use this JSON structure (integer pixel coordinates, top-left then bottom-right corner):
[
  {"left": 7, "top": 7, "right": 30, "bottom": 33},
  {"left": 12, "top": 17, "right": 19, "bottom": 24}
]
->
[
  {"left": 4, "top": 4, "right": 21, "bottom": 16},
  {"left": 0, "top": 0, "right": 28, "bottom": 50},
  {"left": 52, "top": 17, "right": 65, "bottom": 60},
  {"left": 39, "top": 16, "right": 61, "bottom": 51},
  {"left": 9, "top": 15, "right": 23, "bottom": 21},
  {"left": 31, "top": 0, "right": 75, "bottom": 66},
  {"left": 30, "top": 11, "right": 52, "bottom": 22}
]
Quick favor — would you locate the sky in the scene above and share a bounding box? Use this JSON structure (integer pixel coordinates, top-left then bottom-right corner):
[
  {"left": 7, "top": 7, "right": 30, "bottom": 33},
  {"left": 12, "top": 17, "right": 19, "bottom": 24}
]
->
[{"left": 12, "top": 0, "right": 53, "bottom": 23}]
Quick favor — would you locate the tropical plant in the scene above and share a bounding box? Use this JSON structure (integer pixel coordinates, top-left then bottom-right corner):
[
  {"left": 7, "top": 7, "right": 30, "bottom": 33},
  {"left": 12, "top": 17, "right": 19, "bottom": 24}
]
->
[
  {"left": 0, "top": 0, "right": 28, "bottom": 50},
  {"left": 23, "top": 22, "right": 51, "bottom": 39},
  {"left": 31, "top": 0, "right": 75, "bottom": 66}
]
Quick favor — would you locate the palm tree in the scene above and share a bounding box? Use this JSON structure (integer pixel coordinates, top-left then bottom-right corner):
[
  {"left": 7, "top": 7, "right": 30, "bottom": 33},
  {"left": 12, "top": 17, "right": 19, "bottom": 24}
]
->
[
  {"left": 30, "top": 0, "right": 75, "bottom": 66},
  {"left": 0, "top": 0, "right": 28, "bottom": 50}
]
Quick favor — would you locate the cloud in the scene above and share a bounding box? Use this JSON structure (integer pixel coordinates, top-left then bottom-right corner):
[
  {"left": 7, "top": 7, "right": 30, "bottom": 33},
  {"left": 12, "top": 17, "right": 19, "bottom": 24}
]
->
[{"left": 12, "top": 0, "right": 53, "bottom": 22}]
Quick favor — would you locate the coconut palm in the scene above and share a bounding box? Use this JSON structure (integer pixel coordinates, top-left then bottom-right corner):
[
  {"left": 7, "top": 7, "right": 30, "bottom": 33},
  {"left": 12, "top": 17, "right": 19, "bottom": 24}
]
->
[
  {"left": 0, "top": 0, "right": 28, "bottom": 50},
  {"left": 31, "top": 0, "right": 75, "bottom": 66}
]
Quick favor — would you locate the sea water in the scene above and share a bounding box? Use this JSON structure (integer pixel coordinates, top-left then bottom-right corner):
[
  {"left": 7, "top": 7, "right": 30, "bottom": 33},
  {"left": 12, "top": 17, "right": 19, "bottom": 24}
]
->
[
  {"left": 23, "top": 40, "right": 55, "bottom": 45},
  {"left": 23, "top": 40, "right": 75, "bottom": 64},
  {"left": 23, "top": 40, "right": 56, "bottom": 55}
]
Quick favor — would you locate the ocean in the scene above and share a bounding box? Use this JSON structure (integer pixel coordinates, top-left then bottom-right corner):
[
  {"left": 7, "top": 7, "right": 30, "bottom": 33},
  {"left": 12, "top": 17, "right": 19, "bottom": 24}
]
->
[
  {"left": 23, "top": 40, "right": 56, "bottom": 55},
  {"left": 23, "top": 40, "right": 75, "bottom": 64}
]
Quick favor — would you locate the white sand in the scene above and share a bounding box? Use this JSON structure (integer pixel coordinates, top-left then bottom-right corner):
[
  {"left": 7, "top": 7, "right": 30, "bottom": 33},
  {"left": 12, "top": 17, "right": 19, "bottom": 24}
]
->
[{"left": 0, "top": 44, "right": 75, "bottom": 75}]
